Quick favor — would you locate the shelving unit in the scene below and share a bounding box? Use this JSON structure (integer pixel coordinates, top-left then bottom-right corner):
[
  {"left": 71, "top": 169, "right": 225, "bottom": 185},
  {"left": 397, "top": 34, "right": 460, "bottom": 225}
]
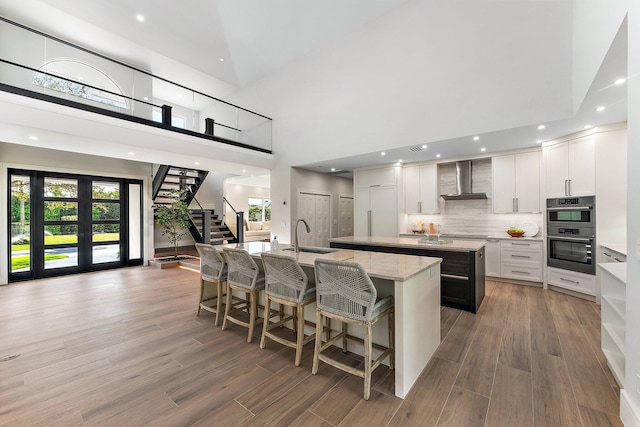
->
[{"left": 599, "top": 262, "right": 626, "bottom": 388}]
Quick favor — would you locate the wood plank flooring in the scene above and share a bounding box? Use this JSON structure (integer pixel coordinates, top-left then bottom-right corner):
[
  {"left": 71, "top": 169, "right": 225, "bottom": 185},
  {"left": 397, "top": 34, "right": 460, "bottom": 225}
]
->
[{"left": 0, "top": 266, "right": 622, "bottom": 426}]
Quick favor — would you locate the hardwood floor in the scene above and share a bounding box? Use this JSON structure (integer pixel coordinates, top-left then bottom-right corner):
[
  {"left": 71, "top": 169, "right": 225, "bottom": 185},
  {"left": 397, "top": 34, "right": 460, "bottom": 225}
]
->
[{"left": 0, "top": 267, "right": 622, "bottom": 426}]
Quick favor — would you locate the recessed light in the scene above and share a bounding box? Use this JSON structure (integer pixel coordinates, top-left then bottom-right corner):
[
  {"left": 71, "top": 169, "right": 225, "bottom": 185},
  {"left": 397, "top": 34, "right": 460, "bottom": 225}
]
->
[
  {"left": 28, "top": 135, "right": 38, "bottom": 140},
  {"left": 136, "top": 14, "right": 145, "bottom": 22},
  {"left": 436, "top": 154, "right": 441, "bottom": 158},
  {"left": 537, "top": 125, "right": 546, "bottom": 130},
  {"left": 473, "top": 136, "right": 479, "bottom": 141},
  {"left": 422, "top": 144, "right": 427, "bottom": 149},
  {"left": 220, "top": 58, "right": 225, "bottom": 62},
  {"left": 584, "top": 124, "right": 592, "bottom": 130},
  {"left": 614, "top": 78, "right": 626, "bottom": 85},
  {"left": 331, "top": 168, "right": 336, "bottom": 172},
  {"left": 242, "top": 169, "right": 246, "bottom": 173},
  {"left": 480, "top": 147, "right": 486, "bottom": 152},
  {"left": 143, "top": 96, "right": 149, "bottom": 101},
  {"left": 596, "top": 106, "right": 606, "bottom": 112},
  {"left": 77, "top": 76, "right": 84, "bottom": 81},
  {"left": 194, "top": 162, "right": 200, "bottom": 166},
  {"left": 381, "top": 152, "right": 386, "bottom": 156},
  {"left": 128, "top": 151, "right": 135, "bottom": 155},
  {"left": 536, "top": 140, "right": 542, "bottom": 144},
  {"left": 398, "top": 160, "right": 403, "bottom": 163}
]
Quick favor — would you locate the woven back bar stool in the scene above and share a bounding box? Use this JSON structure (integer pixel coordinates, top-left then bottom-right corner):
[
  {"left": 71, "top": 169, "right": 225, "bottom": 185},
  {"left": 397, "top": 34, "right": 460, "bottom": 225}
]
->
[
  {"left": 222, "top": 247, "right": 266, "bottom": 343},
  {"left": 260, "top": 253, "right": 317, "bottom": 366},
  {"left": 312, "top": 258, "right": 394, "bottom": 400},
  {"left": 195, "top": 243, "right": 227, "bottom": 326}
]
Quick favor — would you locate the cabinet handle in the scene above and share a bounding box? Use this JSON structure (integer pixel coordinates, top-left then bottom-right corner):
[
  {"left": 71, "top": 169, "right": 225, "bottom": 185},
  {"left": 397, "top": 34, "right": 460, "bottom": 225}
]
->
[
  {"left": 367, "top": 210, "right": 372, "bottom": 237},
  {"left": 568, "top": 179, "right": 572, "bottom": 196},
  {"left": 560, "top": 277, "right": 580, "bottom": 285},
  {"left": 513, "top": 198, "right": 516, "bottom": 212},
  {"left": 511, "top": 242, "right": 531, "bottom": 246},
  {"left": 564, "top": 179, "right": 569, "bottom": 196},
  {"left": 603, "top": 252, "right": 612, "bottom": 257},
  {"left": 512, "top": 270, "right": 531, "bottom": 275},
  {"left": 418, "top": 201, "right": 422, "bottom": 213},
  {"left": 516, "top": 197, "right": 519, "bottom": 212},
  {"left": 614, "top": 257, "right": 624, "bottom": 262},
  {"left": 511, "top": 254, "right": 531, "bottom": 259}
]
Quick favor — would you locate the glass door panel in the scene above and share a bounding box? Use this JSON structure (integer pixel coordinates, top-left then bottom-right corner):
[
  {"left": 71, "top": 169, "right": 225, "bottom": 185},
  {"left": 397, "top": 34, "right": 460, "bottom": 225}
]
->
[
  {"left": 43, "top": 178, "right": 80, "bottom": 271},
  {"left": 91, "top": 180, "right": 122, "bottom": 266},
  {"left": 10, "top": 175, "right": 31, "bottom": 275}
]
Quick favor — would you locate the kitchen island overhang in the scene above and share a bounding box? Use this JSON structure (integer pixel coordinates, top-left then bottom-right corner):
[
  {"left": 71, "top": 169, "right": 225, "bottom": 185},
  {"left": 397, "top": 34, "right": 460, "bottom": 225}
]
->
[
  {"left": 329, "top": 236, "right": 486, "bottom": 313},
  {"left": 213, "top": 241, "right": 442, "bottom": 399}
]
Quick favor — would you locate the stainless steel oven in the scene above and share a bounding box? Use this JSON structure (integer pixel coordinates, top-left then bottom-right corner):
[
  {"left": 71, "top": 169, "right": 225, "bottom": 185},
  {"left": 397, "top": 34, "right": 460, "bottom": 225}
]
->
[{"left": 546, "top": 196, "right": 595, "bottom": 275}]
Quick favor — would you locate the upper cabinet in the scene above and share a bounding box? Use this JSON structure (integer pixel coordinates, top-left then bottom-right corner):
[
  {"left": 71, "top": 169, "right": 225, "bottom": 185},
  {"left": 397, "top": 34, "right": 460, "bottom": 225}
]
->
[
  {"left": 355, "top": 166, "right": 400, "bottom": 188},
  {"left": 403, "top": 164, "right": 439, "bottom": 214},
  {"left": 492, "top": 151, "right": 540, "bottom": 213},
  {"left": 544, "top": 135, "right": 595, "bottom": 197}
]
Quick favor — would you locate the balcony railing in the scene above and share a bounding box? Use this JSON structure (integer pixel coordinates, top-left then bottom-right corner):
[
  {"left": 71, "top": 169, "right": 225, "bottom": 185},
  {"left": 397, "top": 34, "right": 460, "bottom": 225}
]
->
[{"left": 0, "top": 17, "right": 272, "bottom": 154}]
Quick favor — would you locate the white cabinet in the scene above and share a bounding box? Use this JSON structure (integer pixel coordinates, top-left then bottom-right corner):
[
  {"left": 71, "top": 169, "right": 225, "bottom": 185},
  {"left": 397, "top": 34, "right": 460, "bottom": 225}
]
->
[
  {"left": 492, "top": 151, "right": 540, "bottom": 213},
  {"left": 599, "top": 262, "right": 626, "bottom": 387},
  {"left": 547, "top": 266, "right": 596, "bottom": 296},
  {"left": 544, "top": 135, "right": 595, "bottom": 197},
  {"left": 485, "top": 239, "right": 501, "bottom": 277},
  {"left": 403, "top": 164, "right": 439, "bottom": 214},
  {"left": 354, "top": 167, "right": 400, "bottom": 237},
  {"left": 500, "top": 240, "right": 543, "bottom": 282},
  {"left": 355, "top": 186, "right": 398, "bottom": 237}
]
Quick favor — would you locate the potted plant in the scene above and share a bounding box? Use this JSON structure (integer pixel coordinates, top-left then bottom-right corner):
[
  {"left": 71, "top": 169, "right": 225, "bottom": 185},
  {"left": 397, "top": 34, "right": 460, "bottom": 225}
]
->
[{"left": 153, "top": 189, "right": 191, "bottom": 260}]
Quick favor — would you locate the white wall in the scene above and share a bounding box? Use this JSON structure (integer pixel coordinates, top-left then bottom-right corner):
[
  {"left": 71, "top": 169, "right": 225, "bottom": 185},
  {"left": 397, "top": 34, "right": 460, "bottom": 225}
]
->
[
  {"left": 228, "top": 1, "right": 574, "bottom": 243},
  {"left": 0, "top": 142, "right": 153, "bottom": 284},
  {"left": 622, "top": 3, "right": 640, "bottom": 425},
  {"left": 290, "top": 167, "right": 353, "bottom": 244},
  {"left": 224, "top": 182, "right": 271, "bottom": 225}
]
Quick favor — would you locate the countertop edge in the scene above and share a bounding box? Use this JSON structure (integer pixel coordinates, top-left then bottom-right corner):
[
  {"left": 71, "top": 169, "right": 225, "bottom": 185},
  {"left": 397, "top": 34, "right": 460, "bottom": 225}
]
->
[{"left": 598, "top": 262, "right": 627, "bottom": 283}]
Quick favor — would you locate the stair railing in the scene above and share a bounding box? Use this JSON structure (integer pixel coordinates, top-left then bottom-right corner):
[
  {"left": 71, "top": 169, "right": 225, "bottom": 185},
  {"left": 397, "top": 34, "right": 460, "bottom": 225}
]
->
[{"left": 223, "top": 197, "right": 244, "bottom": 243}]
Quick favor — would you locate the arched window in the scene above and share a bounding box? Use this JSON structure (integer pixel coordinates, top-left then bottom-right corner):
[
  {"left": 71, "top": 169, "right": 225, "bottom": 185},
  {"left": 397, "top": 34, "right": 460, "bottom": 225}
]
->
[{"left": 32, "top": 59, "right": 127, "bottom": 109}]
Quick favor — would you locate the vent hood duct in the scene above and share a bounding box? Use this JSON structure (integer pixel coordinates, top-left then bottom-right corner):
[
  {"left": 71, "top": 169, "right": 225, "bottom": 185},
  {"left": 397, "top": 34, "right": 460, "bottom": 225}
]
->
[{"left": 440, "top": 160, "right": 488, "bottom": 200}]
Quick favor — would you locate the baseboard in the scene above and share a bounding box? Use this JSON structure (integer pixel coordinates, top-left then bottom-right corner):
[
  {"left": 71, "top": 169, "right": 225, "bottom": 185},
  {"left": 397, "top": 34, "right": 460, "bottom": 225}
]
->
[{"left": 621, "top": 390, "right": 640, "bottom": 427}]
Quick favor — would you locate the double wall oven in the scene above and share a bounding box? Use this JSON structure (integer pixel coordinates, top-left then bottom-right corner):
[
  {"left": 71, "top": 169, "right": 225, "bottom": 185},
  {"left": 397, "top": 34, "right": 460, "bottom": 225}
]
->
[{"left": 546, "top": 196, "right": 595, "bottom": 275}]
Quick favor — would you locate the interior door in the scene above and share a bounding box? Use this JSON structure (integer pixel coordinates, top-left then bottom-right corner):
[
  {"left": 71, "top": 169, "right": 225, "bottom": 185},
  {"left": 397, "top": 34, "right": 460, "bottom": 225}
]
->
[
  {"left": 338, "top": 196, "right": 354, "bottom": 237},
  {"left": 297, "top": 192, "right": 331, "bottom": 247}
]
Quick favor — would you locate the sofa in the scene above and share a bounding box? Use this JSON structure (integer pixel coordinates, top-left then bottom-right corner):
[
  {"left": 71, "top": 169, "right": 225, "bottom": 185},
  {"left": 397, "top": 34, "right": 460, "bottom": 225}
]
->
[{"left": 244, "top": 220, "right": 271, "bottom": 242}]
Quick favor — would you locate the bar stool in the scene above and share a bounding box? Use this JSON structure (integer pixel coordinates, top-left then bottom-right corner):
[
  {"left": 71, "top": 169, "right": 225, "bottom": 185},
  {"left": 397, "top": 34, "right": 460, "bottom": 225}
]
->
[
  {"left": 312, "top": 258, "right": 394, "bottom": 401},
  {"left": 260, "top": 253, "right": 316, "bottom": 366},
  {"left": 195, "top": 243, "right": 227, "bottom": 326},
  {"left": 222, "top": 247, "right": 265, "bottom": 343}
]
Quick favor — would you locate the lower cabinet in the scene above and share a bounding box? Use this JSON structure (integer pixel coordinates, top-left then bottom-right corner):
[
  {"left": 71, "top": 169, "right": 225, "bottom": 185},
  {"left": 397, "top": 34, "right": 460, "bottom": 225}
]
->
[
  {"left": 500, "top": 240, "right": 543, "bottom": 282},
  {"left": 599, "top": 262, "right": 626, "bottom": 387},
  {"left": 485, "top": 239, "right": 501, "bottom": 277},
  {"left": 547, "top": 266, "right": 596, "bottom": 296}
]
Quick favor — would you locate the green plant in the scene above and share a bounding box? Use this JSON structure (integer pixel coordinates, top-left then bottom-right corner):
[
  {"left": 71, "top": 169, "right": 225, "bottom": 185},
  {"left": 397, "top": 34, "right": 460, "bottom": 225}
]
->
[{"left": 153, "top": 190, "right": 191, "bottom": 260}]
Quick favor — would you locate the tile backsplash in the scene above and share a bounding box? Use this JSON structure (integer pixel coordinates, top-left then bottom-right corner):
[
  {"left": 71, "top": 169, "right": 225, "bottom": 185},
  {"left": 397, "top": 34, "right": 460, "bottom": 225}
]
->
[{"left": 402, "top": 158, "right": 544, "bottom": 237}]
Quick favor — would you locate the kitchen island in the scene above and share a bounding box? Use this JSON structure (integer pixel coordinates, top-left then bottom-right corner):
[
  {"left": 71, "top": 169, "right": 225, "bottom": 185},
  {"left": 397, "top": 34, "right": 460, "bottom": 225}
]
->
[
  {"left": 329, "top": 236, "right": 486, "bottom": 313},
  {"left": 214, "top": 241, "right": 442, "bottom": 399}
]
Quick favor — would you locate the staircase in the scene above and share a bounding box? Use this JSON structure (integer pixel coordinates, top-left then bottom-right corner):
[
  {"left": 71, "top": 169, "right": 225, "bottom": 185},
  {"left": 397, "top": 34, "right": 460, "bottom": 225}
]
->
[{"left": 152, "top": 165, "right": 238, "bottom": 244}]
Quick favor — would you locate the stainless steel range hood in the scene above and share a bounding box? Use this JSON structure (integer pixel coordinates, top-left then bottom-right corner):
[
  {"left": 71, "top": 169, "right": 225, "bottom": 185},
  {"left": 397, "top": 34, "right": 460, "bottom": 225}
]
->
[{"left": 440, "top": 160, "right": 488, "bottom": 200}]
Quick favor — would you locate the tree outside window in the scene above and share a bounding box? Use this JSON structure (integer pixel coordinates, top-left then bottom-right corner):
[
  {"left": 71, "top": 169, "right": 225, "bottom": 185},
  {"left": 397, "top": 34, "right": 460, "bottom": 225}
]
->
[{"left": 248, "top": 197, "right": 271, "bottom": 221}]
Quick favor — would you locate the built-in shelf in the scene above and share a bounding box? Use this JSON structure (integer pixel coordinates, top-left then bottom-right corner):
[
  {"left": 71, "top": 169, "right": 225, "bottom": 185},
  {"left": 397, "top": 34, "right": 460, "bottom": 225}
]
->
[{"left": 599, "top": 262, "right": 626, "bottom": 388}]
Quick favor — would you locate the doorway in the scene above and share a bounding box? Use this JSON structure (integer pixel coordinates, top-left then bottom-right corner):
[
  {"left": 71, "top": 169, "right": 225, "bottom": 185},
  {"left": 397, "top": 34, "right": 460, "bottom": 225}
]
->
[
  {"left": 297, "top": 192, "right": 331, "bottom": 247},
  {"left": 9, "top": 169, "right": 143, "bottom": 281}
]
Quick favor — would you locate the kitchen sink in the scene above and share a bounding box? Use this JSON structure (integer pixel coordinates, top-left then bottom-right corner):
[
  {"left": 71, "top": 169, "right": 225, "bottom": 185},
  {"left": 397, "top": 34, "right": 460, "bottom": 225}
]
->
[{"left": 282, "top": 247, "right": 338, "bottom": 254}]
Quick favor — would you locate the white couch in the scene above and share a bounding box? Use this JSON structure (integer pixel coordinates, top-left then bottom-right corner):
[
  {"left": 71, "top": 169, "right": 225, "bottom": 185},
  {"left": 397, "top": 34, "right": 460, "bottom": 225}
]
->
[{"left": 244, "top": 220, "right": 271, "bottom": 242}]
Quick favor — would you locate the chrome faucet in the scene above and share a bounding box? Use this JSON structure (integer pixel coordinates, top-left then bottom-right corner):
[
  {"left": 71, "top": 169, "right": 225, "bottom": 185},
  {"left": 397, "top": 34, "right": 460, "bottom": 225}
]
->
[{"left": 294, "top": 219, "right": 311, "bottom": 253}]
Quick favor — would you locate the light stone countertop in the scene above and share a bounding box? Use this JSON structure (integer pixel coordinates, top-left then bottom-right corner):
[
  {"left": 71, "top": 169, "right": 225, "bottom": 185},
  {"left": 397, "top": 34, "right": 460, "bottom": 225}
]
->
[
  {"left": 399, "top": 233, "right": 544, "bottom": 241},
  {"left": 329, "top": 235, "right": 485, "bottom": 252},
  {"left": 214, "top": 241, "right": 441, "bottom": 282},
  {"left": 598, "top": 262, "right": 627, "bottom": 284}
]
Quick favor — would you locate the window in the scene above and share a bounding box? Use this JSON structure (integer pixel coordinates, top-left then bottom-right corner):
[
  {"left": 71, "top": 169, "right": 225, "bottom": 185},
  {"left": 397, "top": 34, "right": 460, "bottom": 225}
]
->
[{"left": 248, "top": 197, "right": 271, "bottom": 222}]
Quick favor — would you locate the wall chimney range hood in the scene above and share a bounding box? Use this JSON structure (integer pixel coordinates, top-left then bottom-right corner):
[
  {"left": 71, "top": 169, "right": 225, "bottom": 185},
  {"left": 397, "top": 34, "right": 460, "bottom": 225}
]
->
[{"left": 440, "top": 160, "right": 487, "bottom": 200}]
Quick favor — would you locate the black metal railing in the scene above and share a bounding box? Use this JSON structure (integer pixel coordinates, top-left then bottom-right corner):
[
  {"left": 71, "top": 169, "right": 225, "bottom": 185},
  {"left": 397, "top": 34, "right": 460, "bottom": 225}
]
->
[{"left": 223, "top": 197, "right": 244, "bottom": 243}]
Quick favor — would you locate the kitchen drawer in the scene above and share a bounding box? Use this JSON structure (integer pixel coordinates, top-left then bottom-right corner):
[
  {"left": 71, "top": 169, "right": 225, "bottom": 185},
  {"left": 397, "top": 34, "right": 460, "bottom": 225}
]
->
[
  {"left": 500, "top": 248, "right": 543, "bottom": 267},
  {"left": 548, "top": 267, "right": 596, "bottom": 296},
  {"left": 600, "top": 246, "right": 627, "bottom": 263},
  {"left": 501, "top": 264, "right": 543, "bottom": 281},
  {"left": 501, "top": 240, "right": 542, "bottom": 252}
]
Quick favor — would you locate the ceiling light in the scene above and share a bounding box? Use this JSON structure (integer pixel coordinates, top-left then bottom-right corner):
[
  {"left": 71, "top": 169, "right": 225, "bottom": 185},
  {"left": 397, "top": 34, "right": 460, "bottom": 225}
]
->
[
  {"left": 330, "top": 168, "right": 336, "bottom": 172},
  {"left": 537, "top": 125, "right": 546, "bottom": 130},
  {"left": 143, "top": 96, "right": 149, "bottom": 101},
  {"left": 398, "top": 160, "right": 403, "bottom": 163},
  {"left": 422, "top": 144, "right": 427, "bottom": 149},
  {"left": 381, "top": 152, "right": 386, "bottom": 156},
  {"left": 77, "top": 76, "right": 84, "bottom": 81},
  {"left": 242, "top": 169, "right": 246, "bottom": 173},
  {"left": 596, "top": 106, "right": 606, "bottom": 112},
  {"left": 473, "top": 136, "right": 479, "bottom": 141},
  {"left": 436, "top": 154, "right": 441, "bottom": 158},
  {"left": 536, "top": 140, "right": 542, "bottom": 144},
  {"left": 584, "top": 124, "right": 592, "bottom": 130},
  {"left": 128, "top": 151, "right": 135, "bottom": 155},
  {"left": 194, "top": 162, "right": 200, "bottom": 166},
  {"left": 614, "top": 78, "right": 626, "bottom": 85},
  {"left": 220, "top": 58, "right": 225, "bottom": 62},
  {"left": 136, "top": 14, "right": 145, "bottom": 22},
  {"left": 480, "top": 147, "right": 486, "bottom": 152},
  {"left": 28, "top": 135, "right": 38, "bottom": 140}
]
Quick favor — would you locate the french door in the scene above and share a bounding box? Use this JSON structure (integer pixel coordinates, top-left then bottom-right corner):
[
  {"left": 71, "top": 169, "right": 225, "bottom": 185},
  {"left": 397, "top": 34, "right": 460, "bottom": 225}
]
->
[{"left": 9, "top": 169, "right": 143, "bottom": 281}]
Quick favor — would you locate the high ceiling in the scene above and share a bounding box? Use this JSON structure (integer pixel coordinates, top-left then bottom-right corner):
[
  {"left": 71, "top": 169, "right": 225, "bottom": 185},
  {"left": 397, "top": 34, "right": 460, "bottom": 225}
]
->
[{"left": 0, "top": 0, "right": 628, "bottom": 176}]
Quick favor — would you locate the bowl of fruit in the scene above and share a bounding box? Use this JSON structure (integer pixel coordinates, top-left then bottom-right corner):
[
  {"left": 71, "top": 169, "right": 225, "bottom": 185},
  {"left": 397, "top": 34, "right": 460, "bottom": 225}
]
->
[{"left": 506, "top": 227, "right": 525, "bottom": 237}]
